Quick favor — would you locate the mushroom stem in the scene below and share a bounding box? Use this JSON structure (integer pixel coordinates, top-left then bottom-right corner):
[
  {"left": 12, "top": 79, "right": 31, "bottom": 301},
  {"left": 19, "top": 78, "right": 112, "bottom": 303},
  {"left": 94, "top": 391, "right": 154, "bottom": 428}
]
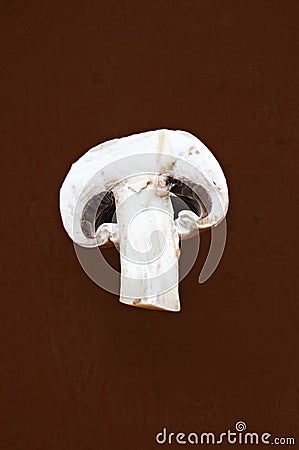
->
[{"left": 112, "top": 174, "right": 180, "bottom": 311}]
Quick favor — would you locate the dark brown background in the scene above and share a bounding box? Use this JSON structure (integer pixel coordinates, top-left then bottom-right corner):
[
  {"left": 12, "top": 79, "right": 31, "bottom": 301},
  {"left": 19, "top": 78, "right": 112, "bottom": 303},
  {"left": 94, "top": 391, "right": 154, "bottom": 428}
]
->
[{"left": 1, "top": 1, "right": 298, "bottom": 449}]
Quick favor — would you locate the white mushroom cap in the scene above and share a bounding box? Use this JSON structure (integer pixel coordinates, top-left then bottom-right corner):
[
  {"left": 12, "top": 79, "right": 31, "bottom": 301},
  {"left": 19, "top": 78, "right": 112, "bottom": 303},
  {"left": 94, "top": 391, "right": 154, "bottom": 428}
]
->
[{"left": 60, "top": 129, "right": 229, "bottom": 248}]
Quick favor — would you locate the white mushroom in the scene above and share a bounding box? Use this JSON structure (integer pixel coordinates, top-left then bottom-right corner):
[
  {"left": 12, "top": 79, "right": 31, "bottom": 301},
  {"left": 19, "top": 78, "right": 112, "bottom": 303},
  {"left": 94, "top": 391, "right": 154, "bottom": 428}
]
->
[{"left": 60, "top": 129, "right": 229, "bottom": 312}]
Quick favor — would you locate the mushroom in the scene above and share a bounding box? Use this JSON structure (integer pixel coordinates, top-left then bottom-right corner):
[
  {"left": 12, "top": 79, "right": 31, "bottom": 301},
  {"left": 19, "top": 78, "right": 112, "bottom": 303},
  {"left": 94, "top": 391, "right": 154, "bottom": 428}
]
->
[{"left": 60, "top": 129, "right": 229, "bottom": 312}]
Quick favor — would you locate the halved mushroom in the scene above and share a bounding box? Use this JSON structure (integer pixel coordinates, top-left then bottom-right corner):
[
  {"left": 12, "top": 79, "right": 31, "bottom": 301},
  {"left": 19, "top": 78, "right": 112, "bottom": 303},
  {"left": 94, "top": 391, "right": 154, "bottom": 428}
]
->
[{"left": 60, "top": 129, "right": 229, "bottom": 312}]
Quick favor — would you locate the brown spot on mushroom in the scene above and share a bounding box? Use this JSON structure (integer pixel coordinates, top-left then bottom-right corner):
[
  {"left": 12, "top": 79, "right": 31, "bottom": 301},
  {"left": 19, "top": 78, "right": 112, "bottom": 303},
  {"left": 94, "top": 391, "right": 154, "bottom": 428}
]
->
[
  {"left": 188, "top": 146, "right": 194, "bottom": 156},
  {"left": 133, "top": 298, "right": 141, "bottom": 305},
  {"left": 134, "top": 302, "right": 171, "bottom": 311},
  {"left": 188, "top": 145, "right": 199, "bottom": 156},
  {"left": 155, "top": 174, "right": 170, "bottom": 196}
]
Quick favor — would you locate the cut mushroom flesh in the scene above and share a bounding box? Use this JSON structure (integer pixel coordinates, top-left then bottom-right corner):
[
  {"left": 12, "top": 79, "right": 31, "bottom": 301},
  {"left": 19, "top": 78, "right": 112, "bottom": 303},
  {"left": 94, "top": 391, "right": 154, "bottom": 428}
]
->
[{"left": 60, "top": 129, "right": 229, "bottom": 312}]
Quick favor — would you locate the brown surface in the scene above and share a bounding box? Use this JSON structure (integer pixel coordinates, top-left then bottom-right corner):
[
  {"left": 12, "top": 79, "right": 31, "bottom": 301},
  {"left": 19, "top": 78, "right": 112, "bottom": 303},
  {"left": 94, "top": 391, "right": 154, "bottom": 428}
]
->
[{"left": 1, "top": 1, "right": 298, "bottom": 449}]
